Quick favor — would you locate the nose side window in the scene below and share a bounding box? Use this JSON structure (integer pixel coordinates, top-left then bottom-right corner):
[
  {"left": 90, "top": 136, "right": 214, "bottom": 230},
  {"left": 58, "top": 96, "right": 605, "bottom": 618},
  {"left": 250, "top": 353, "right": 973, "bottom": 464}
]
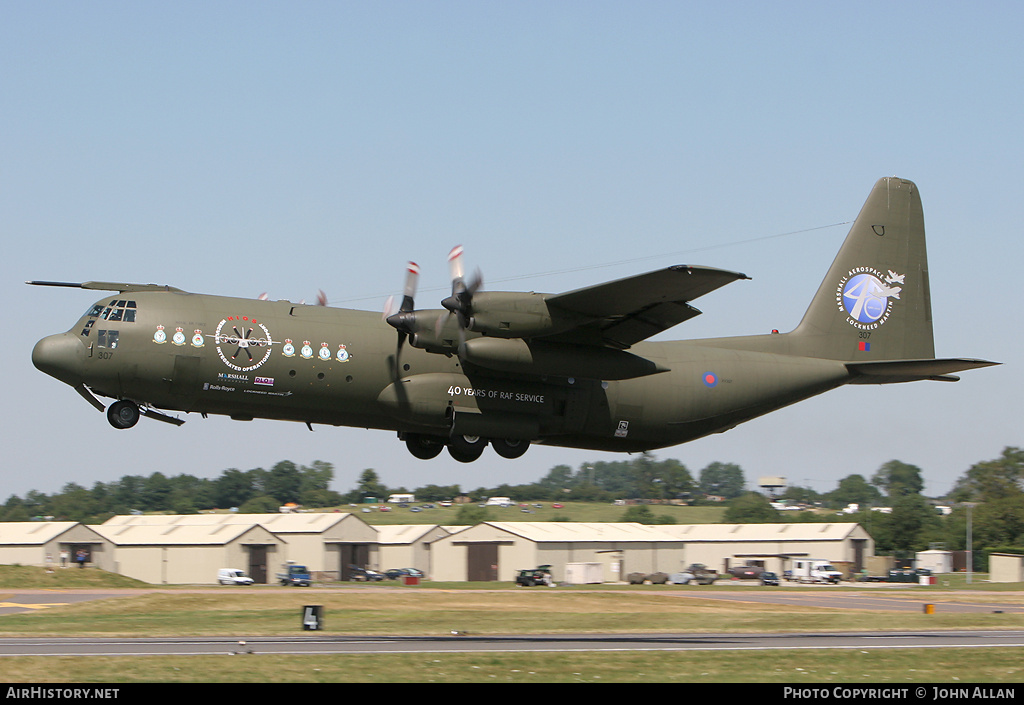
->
[{"left": 97, "top": 330, "right": 119, "bottom": 348}]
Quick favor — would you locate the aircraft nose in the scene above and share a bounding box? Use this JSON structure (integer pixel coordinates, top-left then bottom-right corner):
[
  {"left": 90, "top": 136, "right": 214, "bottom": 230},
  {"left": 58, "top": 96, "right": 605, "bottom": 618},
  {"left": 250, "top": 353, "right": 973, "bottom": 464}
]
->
[{"left": 32, "top": 332, "right": 85, "bottom": 386}]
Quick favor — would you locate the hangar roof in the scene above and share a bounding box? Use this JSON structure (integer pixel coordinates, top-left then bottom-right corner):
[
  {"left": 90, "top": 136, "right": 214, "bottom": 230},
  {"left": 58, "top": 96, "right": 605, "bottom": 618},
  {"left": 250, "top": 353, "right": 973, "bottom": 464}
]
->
[
  {"left": 91, "top": 522, "right": 280, "bottom": 546},
  {"left": 100, "top": 512, "right": 355, "bottom": 533},
  {"left": 0, "top": 522, "right": 82, "bottom": 545},
  {"left": 483, "top": 522, "right": 681, "bottom": 543},
  {"left": 656, "top": 522, "right": 868, "bottom": 541},
  {"left": 375, "top": 524, "right": 450, "bottom": 544}
]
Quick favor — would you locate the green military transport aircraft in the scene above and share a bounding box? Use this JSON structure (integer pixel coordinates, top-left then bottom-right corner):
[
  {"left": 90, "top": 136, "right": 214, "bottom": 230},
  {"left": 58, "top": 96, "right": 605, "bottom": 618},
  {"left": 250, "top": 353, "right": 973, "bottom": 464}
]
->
[{"left": 31, "top": 177, "right": 997, "bottom": 463}]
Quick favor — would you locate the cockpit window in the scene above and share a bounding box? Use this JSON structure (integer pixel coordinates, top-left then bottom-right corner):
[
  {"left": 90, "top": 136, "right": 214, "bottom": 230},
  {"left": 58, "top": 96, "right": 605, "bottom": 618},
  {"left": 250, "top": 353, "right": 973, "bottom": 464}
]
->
[
  {"left": 95, "top": 300, "right": 137, "bottom": 322},
  {"left": 82, "top": 300, "right": 136, "bottom": 337}
]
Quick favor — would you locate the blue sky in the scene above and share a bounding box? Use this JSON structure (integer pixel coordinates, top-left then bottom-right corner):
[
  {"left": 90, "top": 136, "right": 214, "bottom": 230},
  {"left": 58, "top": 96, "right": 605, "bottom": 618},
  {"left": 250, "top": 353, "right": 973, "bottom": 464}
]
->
[{"left": 3, "top": 2, "right": 1019, "bottom": 500}]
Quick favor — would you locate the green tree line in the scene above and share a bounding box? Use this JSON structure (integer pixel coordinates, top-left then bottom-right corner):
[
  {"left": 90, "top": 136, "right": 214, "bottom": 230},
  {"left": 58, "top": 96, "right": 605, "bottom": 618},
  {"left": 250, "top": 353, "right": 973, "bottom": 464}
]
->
[{"left": 2, "top": 448, "right": 1022, "bottom": 566}]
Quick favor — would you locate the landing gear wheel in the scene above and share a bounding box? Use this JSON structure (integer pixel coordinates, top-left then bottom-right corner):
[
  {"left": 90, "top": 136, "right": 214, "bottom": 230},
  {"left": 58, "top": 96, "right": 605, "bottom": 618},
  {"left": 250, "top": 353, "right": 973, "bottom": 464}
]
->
[
  {"left": 107, "top": 400, "right": 140, "bottom": 429},
  {"left": 447, "top": 434, "right": 486, "bottom": 463},
  {"left": 491, "top": 438, "right": 530, "bottom": 459},
  {"left": 405, "top": 434, "right": 445, "bottom": 460}
]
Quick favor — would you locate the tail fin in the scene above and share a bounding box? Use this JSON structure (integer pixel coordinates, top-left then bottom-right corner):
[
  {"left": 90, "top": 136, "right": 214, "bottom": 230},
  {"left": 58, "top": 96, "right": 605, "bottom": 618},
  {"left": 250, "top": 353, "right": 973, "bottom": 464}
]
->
[{"left": 791, "top": 177, "right": 934, "bottom": 361}]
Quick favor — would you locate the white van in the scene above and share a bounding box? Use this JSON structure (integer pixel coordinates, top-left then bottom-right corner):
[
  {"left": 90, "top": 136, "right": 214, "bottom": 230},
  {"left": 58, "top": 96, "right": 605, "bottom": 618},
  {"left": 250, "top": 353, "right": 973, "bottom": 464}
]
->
[
  {"left": 217, "top": 568, "right": 255, "bottom": 585},
  {"left": 485, "top": 496, "right": 512, "bottom": 507},
  {"left": 788, "top": 560, "right": 842, "bottom": 584}
]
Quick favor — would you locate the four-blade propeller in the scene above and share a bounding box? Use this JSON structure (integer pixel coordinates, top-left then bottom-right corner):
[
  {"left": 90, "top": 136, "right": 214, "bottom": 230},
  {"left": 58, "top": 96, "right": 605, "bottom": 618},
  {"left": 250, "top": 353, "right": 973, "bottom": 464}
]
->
[{"left": 385, "top": 246, "right": 483, "bottom": 352}]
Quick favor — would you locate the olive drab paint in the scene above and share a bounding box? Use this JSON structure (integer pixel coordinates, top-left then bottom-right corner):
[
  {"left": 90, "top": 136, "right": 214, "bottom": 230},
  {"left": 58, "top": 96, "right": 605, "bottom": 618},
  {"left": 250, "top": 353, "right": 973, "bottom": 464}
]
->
[{"left": 30, "top": 178, "right": 998, "bottom": 463}]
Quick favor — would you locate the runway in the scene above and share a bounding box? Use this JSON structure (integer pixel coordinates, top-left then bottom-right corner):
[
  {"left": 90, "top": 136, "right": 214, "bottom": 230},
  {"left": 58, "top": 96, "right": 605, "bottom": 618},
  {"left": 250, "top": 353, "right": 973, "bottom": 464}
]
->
[
  {"left": 0, "top": 586, "right": 1020, "bottom": 657},
  {"left": 0, "top": 631, "right": 1022, "bottom": 656}
]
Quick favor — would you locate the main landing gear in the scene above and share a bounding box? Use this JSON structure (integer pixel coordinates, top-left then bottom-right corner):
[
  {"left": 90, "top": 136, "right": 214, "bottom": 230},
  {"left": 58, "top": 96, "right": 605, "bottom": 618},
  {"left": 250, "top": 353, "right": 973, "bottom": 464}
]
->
[
  {"left": 403, "top": 433, "right": 530, "bottom": 462},
  {"left": 107, "top": 400, "right": 140, "bottom": 429}
]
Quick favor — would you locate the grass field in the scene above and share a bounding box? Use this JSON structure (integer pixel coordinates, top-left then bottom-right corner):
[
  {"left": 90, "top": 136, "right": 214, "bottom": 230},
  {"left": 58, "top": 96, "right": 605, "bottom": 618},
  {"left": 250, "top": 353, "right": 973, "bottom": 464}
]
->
[
  {"left": 3, "top": 648, "right": 1023, "bottom": 683},
  {"left": 346, "top": 500, "right": 726, "bottom": 524}
]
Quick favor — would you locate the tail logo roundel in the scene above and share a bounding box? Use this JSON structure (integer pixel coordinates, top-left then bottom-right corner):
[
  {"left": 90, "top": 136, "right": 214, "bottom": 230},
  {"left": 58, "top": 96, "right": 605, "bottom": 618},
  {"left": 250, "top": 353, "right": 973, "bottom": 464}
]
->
[{"left": 835, "top": 267, "right": 904, "bottom": 330}]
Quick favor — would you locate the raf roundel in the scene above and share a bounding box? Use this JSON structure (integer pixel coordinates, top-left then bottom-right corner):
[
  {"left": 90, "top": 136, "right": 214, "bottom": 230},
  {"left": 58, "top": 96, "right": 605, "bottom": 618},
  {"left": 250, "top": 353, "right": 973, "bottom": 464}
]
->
[{"left": 702, "top": 372, "right": 718, "bottom": 388}]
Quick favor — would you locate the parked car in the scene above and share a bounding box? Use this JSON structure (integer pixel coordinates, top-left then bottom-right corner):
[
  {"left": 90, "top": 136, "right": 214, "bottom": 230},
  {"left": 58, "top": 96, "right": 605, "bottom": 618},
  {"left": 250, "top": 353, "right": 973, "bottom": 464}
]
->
[
  {"left": 727, "top": 565, "right": 764, "bottom": 580},
  {"left": 515, "top": 565, "right": 555, "bottom": 587},
  {"left": 349, "top": 565, "right": 385, "bottom": 582},
  {"left": 760, "top": 571, "right": 780, "bottom": 586},
  {"left": 683, "top": 563, "right": 718, "bottom": 585},
  {"left": 384, "top": 568, "right": 424, "bottom": 580}
]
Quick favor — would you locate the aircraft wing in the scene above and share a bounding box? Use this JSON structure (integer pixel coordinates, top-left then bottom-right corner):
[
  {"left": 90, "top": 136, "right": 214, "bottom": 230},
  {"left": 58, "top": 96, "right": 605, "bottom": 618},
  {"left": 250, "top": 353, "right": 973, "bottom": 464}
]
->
[
  {"left": 543, "top": 265, "right": 749, "bottom": 348},
  {"left": 27, "top": 281, "right": 185, "bottom": 293}
]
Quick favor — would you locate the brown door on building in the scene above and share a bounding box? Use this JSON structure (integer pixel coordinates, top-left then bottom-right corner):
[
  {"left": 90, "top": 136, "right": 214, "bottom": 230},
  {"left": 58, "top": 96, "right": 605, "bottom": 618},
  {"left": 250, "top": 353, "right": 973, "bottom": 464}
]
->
[
  {"left": 852, "top": 539, "right": 867, "bottom": 572},
  {"left": 248, "top": 546, "right": 268, "bottom": 584},
  {"left": 339, "top": 544, "right": 370, "bottom": 581},
  {"left": 467, "top": 543, "right": 499, "bottom": 581}
]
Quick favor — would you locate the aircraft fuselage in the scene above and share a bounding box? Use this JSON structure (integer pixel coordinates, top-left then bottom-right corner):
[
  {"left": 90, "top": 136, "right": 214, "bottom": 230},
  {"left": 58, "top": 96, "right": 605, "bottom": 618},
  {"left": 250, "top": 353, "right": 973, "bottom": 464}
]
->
[{"left": 32, "top": 288, "right": 852, "bottom": 455}]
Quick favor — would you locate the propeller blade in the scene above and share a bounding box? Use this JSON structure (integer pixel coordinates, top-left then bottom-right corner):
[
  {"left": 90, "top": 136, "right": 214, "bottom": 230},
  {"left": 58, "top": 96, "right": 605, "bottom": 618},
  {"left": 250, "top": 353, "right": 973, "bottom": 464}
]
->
[
  {"left": 467, "top": 267, "right": 483, "bottom": 296},
  {"left": 385, "top": 261, "right": 424, "bottom": 373},
  {"left": 385, "top": 261, "right": 421, "bottom": 331},
  {"left": 441, "top": 245, "right": 483, "bottom": 338},
  {"left": 447, "top": 246, "right": 464, "bottom": 292},
  {"left": 316, "top": 290, "right": 328, "bottom": 306},
  {"left": 401, "top": 262, "right": 420, "bottom": 312}
]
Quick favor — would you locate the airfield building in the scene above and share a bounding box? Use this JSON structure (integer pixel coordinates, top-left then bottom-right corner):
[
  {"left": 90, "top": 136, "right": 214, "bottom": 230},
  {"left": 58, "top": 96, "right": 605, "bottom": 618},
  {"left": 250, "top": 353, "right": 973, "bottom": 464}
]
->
[
  {"left": 0, "top": 522, "right": 113, "bottom": 572},
  {"left": 1, "top": 517, "right": 878, "bottom": 585}
]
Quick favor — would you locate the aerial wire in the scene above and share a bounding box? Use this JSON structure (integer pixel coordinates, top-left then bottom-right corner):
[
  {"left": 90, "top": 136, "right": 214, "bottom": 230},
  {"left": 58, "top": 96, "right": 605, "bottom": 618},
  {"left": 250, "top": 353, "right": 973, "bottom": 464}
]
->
[{"left": 330, "top": 221, "right": 852, "bottom": 306}]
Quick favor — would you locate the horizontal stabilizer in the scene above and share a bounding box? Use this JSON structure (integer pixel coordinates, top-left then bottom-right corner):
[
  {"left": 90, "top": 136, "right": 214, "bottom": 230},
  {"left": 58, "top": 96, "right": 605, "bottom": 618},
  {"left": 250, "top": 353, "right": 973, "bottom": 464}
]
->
[{"left": 846, "top": 358, "right": 1000, "bottom": 384}]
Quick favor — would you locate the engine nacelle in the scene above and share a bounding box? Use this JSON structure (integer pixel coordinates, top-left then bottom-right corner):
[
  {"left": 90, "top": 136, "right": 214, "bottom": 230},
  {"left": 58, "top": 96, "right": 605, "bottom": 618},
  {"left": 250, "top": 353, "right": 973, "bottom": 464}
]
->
[{"left": 463, "top": 292, "right": 586, "bottom": 339}]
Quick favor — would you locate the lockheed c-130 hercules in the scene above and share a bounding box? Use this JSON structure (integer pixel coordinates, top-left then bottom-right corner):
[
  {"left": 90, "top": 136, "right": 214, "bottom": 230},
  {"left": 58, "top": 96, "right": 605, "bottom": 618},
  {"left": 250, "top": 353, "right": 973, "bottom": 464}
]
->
[{"left": 31, "top": 177, "right": 997, "bottom": 463}]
